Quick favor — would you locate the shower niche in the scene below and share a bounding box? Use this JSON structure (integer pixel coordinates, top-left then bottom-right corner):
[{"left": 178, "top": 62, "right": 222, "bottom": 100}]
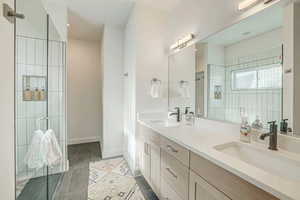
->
[{"left": 22, "top": 75, "right": 47, "bottom": 101}]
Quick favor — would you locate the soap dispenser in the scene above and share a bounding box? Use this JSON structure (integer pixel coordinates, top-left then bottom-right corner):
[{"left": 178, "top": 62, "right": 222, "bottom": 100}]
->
[
  {"left": 240, "top": 115, "right": 251, "bottom": 143},
  {"left": 280, "top": 119, "right": 288, "bottom": 134},
  {"left": 39, "top": 87, "right": 46, "bottom": 101},
  {"left": 33, "top": 88, "right": 40, "bottom": 101}
]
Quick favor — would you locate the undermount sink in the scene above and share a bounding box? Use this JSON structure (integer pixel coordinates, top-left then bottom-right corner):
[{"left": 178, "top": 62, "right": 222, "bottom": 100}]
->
[
  {"left": 149, "top": 119, "right": 180, "bottom": 127},
  {"left": 214, "top": 142, "right": 300, "bottom": 181}
]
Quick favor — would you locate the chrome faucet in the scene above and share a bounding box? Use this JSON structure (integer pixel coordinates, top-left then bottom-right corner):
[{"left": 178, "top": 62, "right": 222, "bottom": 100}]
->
[
  {"left": 260, "top": 121, "right": 278, "bottom": 151},
  {"left": 169, "top": 107, "right": 181, "bottom": 122}
]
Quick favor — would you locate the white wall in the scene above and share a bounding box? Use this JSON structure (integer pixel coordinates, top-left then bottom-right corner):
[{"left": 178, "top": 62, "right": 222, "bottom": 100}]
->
[
  {"left": 225, "top": 28, "right": 283, "bottom": 65},
  {"left": 283, "top": 2, "right": 300, "bottom": 133},
  {"left": 123, "top": 4, "right": 169, "bottom": 173},
  {"left": 0, "top": 0, "right": 15, "bottom": 198},
  {"left": 102, "top": 26, "right": 124, "bottom": 158},
  {"left": 42, "top": 0, "right": 68, "bottom": 41},
  {"left": 123, "top": 8, "right": 137, "bottom": 171},
  {"left": 67, "top": 38, "right": 102, "bottom": 145}
]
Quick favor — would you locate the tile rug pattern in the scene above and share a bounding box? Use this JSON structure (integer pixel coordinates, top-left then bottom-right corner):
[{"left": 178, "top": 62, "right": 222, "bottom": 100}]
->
[{"left": 88, "top": 157, "right": 145, "bottom": 200}]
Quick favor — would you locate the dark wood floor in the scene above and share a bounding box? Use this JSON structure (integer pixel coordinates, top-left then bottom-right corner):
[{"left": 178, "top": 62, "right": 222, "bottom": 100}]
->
[
  {"left": 54, "top": 142, "right": 157, "bottom": 200},
  {"left": 54, "top": 142, "right": 101, "bottom": 200},
  {"left": 17, "top": 172, "right": 61, "bottom": 200}
]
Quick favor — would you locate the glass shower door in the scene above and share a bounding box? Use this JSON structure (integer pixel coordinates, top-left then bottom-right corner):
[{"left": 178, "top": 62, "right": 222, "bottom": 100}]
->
[
  {"left": 15, "top": 1, "right": 66, "bottom": 200},
  {"left": 15, "top": 0, "right": 48, "bottom": 199}
]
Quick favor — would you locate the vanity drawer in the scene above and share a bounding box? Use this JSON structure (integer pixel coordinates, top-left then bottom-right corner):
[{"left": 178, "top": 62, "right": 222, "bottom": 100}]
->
[
  {"left": 139, "top": 123, "right": 161, "bottom": 145},
  {"left": 160, "top": 136, "right": 189, "bottom": 167},
  {"left": 190, "top": 152, "right": 279, "bottom": 200},
  {"left": 161, "top": 150, "right": 189, "bottom": 200}
]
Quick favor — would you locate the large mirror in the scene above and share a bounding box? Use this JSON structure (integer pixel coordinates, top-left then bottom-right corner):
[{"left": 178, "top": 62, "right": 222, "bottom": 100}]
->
[{"left": 168, "top": 2, "right": 300, "bottom": 137}]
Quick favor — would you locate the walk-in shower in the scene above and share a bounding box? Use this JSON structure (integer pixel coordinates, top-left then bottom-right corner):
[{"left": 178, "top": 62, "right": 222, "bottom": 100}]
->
[{"left": 15, "top": 0, "right": 66, "bottom": 199}]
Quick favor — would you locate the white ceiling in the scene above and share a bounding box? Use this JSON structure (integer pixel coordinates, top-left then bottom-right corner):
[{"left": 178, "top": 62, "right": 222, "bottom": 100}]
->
[
  {"left": 67, "top": 0, "right": 135, "bottom": 40},
  {"left": 67, "top": 0, "right": 183, "bottom": 40}
]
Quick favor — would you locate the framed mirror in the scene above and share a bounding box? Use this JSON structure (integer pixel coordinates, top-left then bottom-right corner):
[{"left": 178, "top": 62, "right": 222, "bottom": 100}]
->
[{"left": 168, "top": 2, "right": 300, "bottom": 137}]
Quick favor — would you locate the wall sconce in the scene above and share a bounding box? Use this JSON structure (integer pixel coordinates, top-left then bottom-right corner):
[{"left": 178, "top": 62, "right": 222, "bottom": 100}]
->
[
  {"left": 238, "top": 0, "right": 260, "bottom": 11},
  {"left": 170, "top": 34, "right": 195, "bottom": 50}
]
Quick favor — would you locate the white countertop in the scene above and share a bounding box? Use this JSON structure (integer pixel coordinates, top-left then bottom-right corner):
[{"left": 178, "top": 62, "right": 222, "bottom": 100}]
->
[{"left": 138, "top": 116, "right": 300, "bottom": 200}]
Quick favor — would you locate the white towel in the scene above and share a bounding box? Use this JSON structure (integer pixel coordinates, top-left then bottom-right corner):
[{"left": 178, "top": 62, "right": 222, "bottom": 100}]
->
[
  {"left": 150, "top": 82, "right": 161, "bottom": 98},
  {"left": 179, "top": 82, "right": 191, "bottom": 98},
  {"left": 24, "top": 130, "right": 45, "bottom": 169},
  {"left": 25, "top": 129, "right": 62, "bottom": 169},
  {"left": 41, "top": 129, "right": 62, "bottom": 167}
]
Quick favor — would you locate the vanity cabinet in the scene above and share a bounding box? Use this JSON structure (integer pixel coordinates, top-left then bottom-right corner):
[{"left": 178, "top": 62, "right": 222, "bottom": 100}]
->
[
  {"left": 138, "top": 123, "right": 279, "bottom": 200},
  {"left": 141, "top": 142, "right": 151, "bottom": 183},
  {"left": 138, "top": 124, "right": 161, "bottom": 196},
  {"left": 189, "top": 170, "right": 230, "bottom": 200},
  {"left": 150, "top": 143, "right": 161, "bottom": 195}
]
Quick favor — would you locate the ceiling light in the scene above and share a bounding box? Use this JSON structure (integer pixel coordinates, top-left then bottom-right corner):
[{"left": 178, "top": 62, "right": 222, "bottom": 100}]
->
[
  {"left": 238, "top": 0, "right": 260, "bottom": 11},
  {"left": 67, "top": 23, "right": 70, "bottom": 27}
]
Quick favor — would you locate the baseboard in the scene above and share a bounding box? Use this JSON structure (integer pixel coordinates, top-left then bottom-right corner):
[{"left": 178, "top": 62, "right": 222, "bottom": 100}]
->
[
  {"left": 102, "top": 147, "right": 123, "bottom": 159},
  {"left": 68, "top": 137, "right": 100, "bottom": 145}
]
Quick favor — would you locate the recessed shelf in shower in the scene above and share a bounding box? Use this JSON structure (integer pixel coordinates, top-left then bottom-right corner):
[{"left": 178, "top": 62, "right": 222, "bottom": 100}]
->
[{"left": 23, "top": 75, "right": 47, "bottom": 101}]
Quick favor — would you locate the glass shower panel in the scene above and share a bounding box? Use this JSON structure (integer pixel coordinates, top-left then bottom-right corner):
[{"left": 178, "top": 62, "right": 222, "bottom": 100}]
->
[
  {"left": 47, "top": 17, "right": 67, "bottom": 199},
  {"left": 15, "top": 0, "right": 48, "bottom": 199},
  {"left": 15, "top": 1, "right": 67, "bottom": 200}
]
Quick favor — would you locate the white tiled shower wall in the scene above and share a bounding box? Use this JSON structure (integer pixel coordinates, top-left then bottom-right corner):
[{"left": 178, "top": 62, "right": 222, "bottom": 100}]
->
[
  {"left": 16, "top": 35, "right": 66, "bottom": 182},
  {"left": 208, "top": 47, "right": 282, "bottom": 126}
]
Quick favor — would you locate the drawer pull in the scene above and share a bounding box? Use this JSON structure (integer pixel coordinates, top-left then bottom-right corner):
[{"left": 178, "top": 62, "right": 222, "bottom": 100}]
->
[
  {"left": 166, "top": 167, "right": 178, "bottom": 179},
  {"left": 167, "top": 145, "right": 178, "bottom": 153}
]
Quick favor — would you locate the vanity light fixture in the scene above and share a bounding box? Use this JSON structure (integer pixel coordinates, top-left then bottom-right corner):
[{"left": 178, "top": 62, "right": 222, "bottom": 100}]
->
[
  {"left": 170, "top": 33, "right": 195, "bottom": 50},
  {"left": 238, "top": 0, "right": 275, "bottom": 11},
  {"left": 238, "top": 0, "right": 260, "bottom": 11}
]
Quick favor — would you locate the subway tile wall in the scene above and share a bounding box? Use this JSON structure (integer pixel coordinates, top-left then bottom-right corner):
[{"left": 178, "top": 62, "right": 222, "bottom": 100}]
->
[
  {"left": 16, "top": 36, "right": 66, "bottom": 184},
  {"left": 208, "top": 48, "right": 282, "bottom": 126}
]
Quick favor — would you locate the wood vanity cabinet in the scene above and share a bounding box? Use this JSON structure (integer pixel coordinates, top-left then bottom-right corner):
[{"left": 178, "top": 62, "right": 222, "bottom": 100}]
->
[
  {"left": 141, "top": 142, "right": 151, "bottom": 183},
  {"left": 138, "top": 124, "right": 161, "bottom": 196},
  {"left": 138, "top": 124, "right": 279, "bottom": 200},
  {"left": 189, "top": 170, "right": 230, "bottom": 200}
]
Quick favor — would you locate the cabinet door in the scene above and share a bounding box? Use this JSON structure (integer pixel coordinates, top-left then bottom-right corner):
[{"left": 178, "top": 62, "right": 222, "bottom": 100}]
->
[
  {"left": 150, "top": 143, "right": 161, "bottom": 196},
  {"left": 142, "top": 142, "right": 151, "bottom": 183},
  {"left": 189, "top": 170, "right": 230, "bottom": 200},
  {"left": 161, "top": 178, "right": 184, "bottom": 200}
]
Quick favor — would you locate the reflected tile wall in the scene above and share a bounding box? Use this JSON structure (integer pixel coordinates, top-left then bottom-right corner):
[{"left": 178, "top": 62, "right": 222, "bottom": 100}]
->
[{"left": 208, "top": 48, "right": 282, "bottom": 126}]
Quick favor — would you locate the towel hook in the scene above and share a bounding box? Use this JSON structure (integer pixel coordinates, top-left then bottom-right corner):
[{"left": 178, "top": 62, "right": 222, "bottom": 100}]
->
[{"left": 151, "top": 78, "right": 161, "bottom": 84}]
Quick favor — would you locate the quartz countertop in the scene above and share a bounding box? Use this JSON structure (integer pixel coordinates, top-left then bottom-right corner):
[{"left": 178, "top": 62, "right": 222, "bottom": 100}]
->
[{"left": 138, "top": 116, "right": 300, "bottom": 200}]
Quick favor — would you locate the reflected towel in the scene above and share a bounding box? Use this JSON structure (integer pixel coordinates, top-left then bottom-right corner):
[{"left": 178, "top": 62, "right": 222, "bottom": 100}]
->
[
  {"left": 179, "top": 81, "right": 191, "bottom": 98},
  {"left": 24, "top": 130, "right": 45, "bottom": 169},
  {"left": 150, "top": 82, "right": 161, "bottom": 98}
]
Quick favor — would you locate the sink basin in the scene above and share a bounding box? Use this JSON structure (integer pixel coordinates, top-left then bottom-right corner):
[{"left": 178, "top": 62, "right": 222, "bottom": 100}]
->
[
  {"left": 149, "top": 119, "right": 180, "bottom": 127},
  {"left": 214, "top": 142, "right": 300, "bottom": 181}
]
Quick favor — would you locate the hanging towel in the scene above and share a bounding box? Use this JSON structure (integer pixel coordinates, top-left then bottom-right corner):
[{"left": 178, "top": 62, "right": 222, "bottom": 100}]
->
[
  {"left": 24, "top": 130, "right": 45, "bottom": 169},
  {"left": 41, "top": 129, "right": 62, "bottom": 167},
  {"left": 179, "top": 81, "right": 191, "bottom": 98},
  {"left": 150, "top": 81, "right": 161, "bottom": 98}
]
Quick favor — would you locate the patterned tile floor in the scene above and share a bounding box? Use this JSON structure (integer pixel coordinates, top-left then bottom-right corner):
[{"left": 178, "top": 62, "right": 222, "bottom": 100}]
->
[{"left": 88, "top": 157, "right": 145, "bottom": 200}]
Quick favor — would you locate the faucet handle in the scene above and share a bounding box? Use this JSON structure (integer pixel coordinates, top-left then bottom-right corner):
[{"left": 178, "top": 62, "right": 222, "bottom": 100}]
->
[
  {"left": 184, "top": 107, "right": 190, "bottom": 114},
  {"left": 268, "top": 121, "right": 277, "bottom": 133},
  {"left": 268, "top": 121, "right": 276, "bottom": 125}
]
